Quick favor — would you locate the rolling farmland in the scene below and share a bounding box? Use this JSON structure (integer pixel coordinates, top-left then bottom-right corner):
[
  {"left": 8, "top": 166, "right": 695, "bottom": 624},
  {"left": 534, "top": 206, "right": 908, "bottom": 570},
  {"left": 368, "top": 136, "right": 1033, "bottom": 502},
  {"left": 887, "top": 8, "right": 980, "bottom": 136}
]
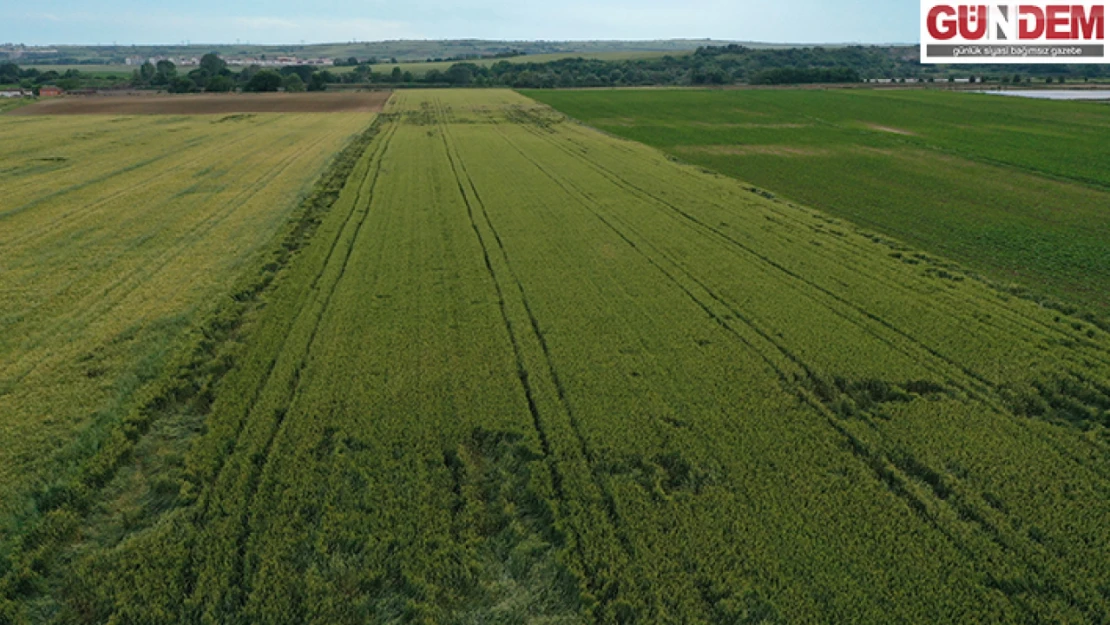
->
[
  {"left": 0, "top": 109, "right": 371, "bottom": 619},
  {"left": 527, "top": 88, "right": 1110, "bottom": 323},
  {"left": 5, "top": 89, "right": 1107, "bottom": 623}
]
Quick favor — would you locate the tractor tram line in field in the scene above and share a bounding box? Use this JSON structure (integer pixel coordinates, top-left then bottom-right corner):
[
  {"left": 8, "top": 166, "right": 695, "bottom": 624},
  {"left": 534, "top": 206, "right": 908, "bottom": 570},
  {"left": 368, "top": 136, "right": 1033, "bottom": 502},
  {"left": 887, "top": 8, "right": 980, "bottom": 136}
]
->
[
  {"left": 487, "top": 108, "right": 809, "bottom": 394},
  {"left": 477, "top": 93, "right": 1110, "bottom": 619},
  {"left": 485, "top": 98, "right": 1110, "bottom": 616},
  {"left": 546, "top": 124, "right": 992, "bottom": 397},
  {"left": 548, "top": 116, "right": 1110, "bottom": 431},
  {"left": 0, "top": 109, "right": 377, "bottom": 622},
  {"left": 506, "top": 108, "right": 1001, "bottom": 442},
  {"left": 436, "top": 95, "right": 641, "bottom": 613},
  {"left": 184, "top": 117, "right": 402, "bottom": 617},
  {"left": 501, "top": 109, "right": 957, "bottom": 545},
  {"left": 209, "top": 118, "right": 400, "bottom": 610}
]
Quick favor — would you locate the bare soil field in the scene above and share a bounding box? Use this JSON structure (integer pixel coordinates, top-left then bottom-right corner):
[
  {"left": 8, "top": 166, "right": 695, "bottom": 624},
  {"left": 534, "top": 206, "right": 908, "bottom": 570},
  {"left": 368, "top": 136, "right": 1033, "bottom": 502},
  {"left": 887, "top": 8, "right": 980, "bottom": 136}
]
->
[{"left": 6, "top": 91, "right": 392, "bottom": 115}]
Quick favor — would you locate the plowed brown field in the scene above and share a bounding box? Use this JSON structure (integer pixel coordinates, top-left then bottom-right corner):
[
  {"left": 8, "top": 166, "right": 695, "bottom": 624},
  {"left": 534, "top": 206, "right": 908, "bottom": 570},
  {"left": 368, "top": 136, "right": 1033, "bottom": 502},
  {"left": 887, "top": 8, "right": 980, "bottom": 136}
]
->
[{"left": 7, "top": 91, "right": 391, "bottom": 115}]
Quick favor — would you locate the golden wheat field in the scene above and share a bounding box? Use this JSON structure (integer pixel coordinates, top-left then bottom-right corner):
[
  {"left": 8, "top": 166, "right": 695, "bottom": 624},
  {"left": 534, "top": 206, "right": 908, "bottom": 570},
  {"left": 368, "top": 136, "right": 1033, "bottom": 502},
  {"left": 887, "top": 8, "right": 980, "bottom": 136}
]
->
[{"left": 0, "top": 111, "right": 369, "bottom": 539}]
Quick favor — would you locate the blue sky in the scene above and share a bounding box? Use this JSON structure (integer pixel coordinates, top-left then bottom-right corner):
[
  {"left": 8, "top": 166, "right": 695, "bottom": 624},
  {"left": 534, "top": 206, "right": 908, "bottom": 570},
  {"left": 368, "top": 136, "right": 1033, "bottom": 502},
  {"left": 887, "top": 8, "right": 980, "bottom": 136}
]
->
[{"left": 1, "top": 1, "right": 918, "bottom": 46}]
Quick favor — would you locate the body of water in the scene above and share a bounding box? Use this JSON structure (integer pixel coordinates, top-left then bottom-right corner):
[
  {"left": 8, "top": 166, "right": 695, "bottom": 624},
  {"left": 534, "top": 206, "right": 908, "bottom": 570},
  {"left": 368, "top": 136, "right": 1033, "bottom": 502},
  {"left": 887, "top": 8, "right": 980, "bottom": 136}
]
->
[{"left": 980, "top": 90, "right": 1110, "bottom": 101}]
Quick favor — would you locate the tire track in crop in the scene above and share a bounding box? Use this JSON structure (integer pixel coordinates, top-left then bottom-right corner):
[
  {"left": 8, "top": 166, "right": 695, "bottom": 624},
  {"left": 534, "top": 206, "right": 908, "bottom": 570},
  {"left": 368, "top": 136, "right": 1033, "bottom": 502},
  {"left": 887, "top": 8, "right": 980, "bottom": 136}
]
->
[
  {"left": 184, "top": 118, "right": 397, "bottom": 617},
  {"left": 203, "top": 118, "right": 395, "bottom": 500},
  {"left": 196, "top": 116, "right": 394, "bottom": 495},
  {"left": 439, "top": 129, "right": 554, "bottom": 464},
  {"left": 434, "top": 105, "right": 572, "bottom": 543},
  {"left": 536, "top": 122, "right": 1017, "bottom": 407},
  {"left": 511, "top": 119, "right": 968, "bottom": 392},
  {"left": 497, "top": 111, "right": 1016, "bottom": 617},
  {"left": 497, "top": 114, "right": 1110, "bottom": 620},
  {"left": 559, "top": 124, "right": 1110, "bottom": 402},
  {"left": 439, "top": 100, "right": 596, "bottom": 488},
  {"left": 619, "top": 138, "right": 1110, "bottom": 476},
  {"left": 491, "top": 123, "right": 800, "bottom": 382},
  {"left": 214, "top": 129, "right": 393, "bottom": 614},
  {"left": 434, "top": 99, "right": 635, "bottom": 612},
  {"left": 438, "top": 111, "right": 611, "bottom": 611},
  {"left": 653, "top": 158, "right": 1110, "bottom": 373}
]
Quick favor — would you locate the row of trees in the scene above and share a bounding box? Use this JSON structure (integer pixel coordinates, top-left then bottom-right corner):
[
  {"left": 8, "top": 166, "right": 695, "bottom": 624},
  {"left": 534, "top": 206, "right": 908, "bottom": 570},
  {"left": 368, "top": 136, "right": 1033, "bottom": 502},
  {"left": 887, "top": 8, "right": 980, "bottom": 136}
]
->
[
  {"left": 0, "top": 62, "right": 120, "bottom": 91},
  {"left": 128, "top": 54, "right": 325, "bottom": 93},
  {"left": 8, "top": 47, "right": 1110, "bottom": 93},
  {"left": 331, "top": 56, "right": 398, "bottom": 66},
  {"left": 406, "top": 57, "right": 855, "bottom": 88}
]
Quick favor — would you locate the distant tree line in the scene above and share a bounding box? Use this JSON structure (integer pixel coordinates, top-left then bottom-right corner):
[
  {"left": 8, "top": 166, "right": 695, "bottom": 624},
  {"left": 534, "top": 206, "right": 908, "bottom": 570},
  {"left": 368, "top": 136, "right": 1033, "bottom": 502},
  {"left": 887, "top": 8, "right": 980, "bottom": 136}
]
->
[
  {"left": 388, "top": 45, "right": 1109, "bottom": 88},
  {"left": 127, "top": 53, "right": 319, "bottom": 93},
  {"left": 332, "top": 56, "right": 397, "bottom": 67},
  {"left": 5, "top": 46, "right": 1109, "bottom": 94},
  {"left": 0, "top": 61, "right": 127, "bottom": 92}
]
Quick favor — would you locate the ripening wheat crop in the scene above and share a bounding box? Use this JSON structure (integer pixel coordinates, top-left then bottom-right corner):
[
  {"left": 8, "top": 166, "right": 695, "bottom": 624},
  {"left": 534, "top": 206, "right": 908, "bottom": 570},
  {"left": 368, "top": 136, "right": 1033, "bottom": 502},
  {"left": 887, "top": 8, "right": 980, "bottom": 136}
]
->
[
  {"left": 5, "top": 92, "right": 1110, "bottom": 625},
  {"left": 0, "top": 111, "right": 370, "bottom": 587}
]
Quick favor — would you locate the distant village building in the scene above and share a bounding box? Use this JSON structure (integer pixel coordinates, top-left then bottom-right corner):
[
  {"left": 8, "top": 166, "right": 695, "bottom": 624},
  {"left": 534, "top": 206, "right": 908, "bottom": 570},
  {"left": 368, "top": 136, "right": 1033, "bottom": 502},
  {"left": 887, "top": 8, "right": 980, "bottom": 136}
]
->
[
  {"left": 0, "top": 89, "right": 29, "bottom": 98},
  {"left": 227, "top": 56, "right": 331, "bottom": 67},
  {"left": 39, "top": 86, "right": 63, "bottom": 97},
  {"left": 144, "top": 56, "right": 200, "bottom": 67}
]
